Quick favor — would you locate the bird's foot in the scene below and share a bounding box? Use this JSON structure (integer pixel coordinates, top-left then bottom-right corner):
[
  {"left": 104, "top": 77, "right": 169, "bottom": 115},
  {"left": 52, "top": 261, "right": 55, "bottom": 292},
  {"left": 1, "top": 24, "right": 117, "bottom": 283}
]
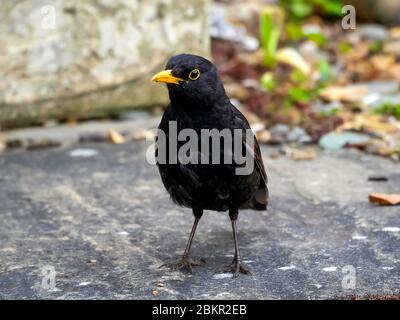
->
[
  {"left": 226, "top": 258, "right": 252, "bottom": 278},
  {"left": 161, "top": 254, "right": 205, "bottom": 274}
]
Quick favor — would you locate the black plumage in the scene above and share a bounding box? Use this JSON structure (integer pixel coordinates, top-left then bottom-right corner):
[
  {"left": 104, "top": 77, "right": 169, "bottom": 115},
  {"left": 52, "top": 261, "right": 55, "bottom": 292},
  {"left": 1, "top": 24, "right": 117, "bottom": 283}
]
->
[{"left": 152, "top": 54, "right": 268, "bottom": 276}]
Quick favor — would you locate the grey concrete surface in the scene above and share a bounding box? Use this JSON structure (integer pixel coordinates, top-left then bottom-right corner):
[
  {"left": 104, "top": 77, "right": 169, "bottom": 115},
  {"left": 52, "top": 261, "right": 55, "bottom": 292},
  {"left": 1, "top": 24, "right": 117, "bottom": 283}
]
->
[{"left": 0, "top": 141, "right": 399, "bottom": 299}]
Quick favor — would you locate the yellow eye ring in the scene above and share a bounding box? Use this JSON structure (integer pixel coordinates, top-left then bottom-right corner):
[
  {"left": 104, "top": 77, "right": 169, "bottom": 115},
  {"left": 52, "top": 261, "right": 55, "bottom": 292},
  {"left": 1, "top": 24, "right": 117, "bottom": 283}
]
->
[{"left": 188, "top": 69, "right": 201, "bottom": 81}]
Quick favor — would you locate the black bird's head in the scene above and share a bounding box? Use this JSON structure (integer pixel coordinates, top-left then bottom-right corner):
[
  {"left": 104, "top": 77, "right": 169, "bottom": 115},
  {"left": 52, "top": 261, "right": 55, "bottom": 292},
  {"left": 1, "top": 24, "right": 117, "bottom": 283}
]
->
[{"left": 151, "top": 54, "right": 227, "bottom": 109}]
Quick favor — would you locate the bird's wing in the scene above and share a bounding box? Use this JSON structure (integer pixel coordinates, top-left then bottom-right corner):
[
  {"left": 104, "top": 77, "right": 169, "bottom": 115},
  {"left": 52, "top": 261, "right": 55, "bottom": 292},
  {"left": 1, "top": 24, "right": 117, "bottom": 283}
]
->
[
  {"left": 252, "top": 135, "right": 268, "bottom": 186},
  {"left": 232, "top": 105, "right": 269, "bottom": 208}
]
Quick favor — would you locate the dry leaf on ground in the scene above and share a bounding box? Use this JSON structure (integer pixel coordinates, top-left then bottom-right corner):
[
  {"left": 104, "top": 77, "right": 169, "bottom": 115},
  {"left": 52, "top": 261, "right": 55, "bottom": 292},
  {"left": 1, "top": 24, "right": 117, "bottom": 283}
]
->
[
  {"left": 369, "top": 193, "right": 400, "bottom": 206},
  {"left": 282, "top": 146, "right": 316, "bottom": 161},
  {"left": 320, "top": 85, "right": 368, "bottom": 103},
  {"left": 107, "top": 129, "right": 125, "bottom": 144},
  {"left": 275, "top": 47, "right": 311, "bottom": 76}
]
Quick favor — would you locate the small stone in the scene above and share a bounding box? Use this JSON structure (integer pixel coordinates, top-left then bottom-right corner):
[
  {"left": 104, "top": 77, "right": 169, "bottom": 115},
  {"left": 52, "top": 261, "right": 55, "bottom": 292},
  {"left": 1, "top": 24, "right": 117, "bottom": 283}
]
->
[
  {"left": 86, "top": 259, "right": 97, "bottom": 266},
  {"left": 319, "top": 132, "right": 370, "bottom": 150},
  {"left": 151, "top": 289, "right": 159, "bottom": 296},
  {"left": 287, "top": 126, "right": 312, "bottom": 144},
  {"left": 269, "top": 124, "right": 290, "bottom": 144},
  {"left": 353, "top": 24, "right": 389, "bottom": 42},
  {"left": 157, "top": 283, "right": 164, "bottom": 287}
]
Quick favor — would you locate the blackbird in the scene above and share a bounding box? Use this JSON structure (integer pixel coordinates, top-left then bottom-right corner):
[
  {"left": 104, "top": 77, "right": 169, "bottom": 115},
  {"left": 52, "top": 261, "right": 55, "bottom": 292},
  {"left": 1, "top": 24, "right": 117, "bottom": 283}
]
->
[{"left": 152, "top": 54, "right": 268, "bottom": 277}]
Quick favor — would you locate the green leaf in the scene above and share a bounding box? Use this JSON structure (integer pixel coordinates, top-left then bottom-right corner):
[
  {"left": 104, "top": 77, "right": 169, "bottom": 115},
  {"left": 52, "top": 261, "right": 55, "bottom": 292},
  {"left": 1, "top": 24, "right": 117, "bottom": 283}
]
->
[
  {"left": 286, "top": 22, "right": 304, "bottom": 41},
  {"left": 321, "top": 1, "right": 343, "bottom": 17},
  {"left": 339, "top": 41, "right": 352, "bottom": 54},
  {"left": 288, "top": 88, "right": 313, "bottom": 103},
  {"left": 290, "top": 2, "right": 313, "bottom": 19},
  {"left": 260, "top": 72, "right": 276, "bottom": 91},
  {"left": 369, "top": 41, "right": 382, "bottom": 54},
  {"left": 318, "top": 60, "right": 331, "bottom": 83},
  {"left": 290, "top": 69, "right": 307, "bottom": 84},
  {"left": 374, "top": 103, "right": 400, "bottom": 117},
  {"left": 259, "top": 8, "right": 282, "bottom": 67},
  {"left": 306, "top": 33, "right": 327, "bottom": 47}
]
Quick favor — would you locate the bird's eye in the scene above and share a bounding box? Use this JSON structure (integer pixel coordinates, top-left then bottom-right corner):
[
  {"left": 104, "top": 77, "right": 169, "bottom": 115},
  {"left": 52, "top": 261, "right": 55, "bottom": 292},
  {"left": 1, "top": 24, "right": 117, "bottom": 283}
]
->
[{"left": 188, "top": 69, "right": 200, "bottom": 81}]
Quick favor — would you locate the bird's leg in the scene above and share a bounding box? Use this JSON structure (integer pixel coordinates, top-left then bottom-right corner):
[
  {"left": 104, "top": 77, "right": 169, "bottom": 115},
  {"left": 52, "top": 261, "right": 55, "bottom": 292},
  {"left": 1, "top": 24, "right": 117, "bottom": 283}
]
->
[
  {"left": 163, "top": 209, "right": 205, "bottom": 273},
  {"left": 227, "top": 209, "right": 252, "bottom": 277}
]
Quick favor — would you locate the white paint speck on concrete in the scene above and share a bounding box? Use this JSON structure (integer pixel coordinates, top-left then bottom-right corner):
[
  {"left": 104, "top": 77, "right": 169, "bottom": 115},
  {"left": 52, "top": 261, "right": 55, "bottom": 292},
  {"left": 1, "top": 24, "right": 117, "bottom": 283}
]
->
[
  {"left": 322, "top": 266, "right": 337, "bottom": 272},
  {"left": 77, "top": 281, "right": 91, "bottom": 286},
  {"left": 212, "top": 273, "right": 232, "bottom": 280},
  {"left": 243, "top": 260, "right": 255, "bottom": 264},
  {"left": 277, "top": 265, "right": 296, "bottom": 270},
  {"left": 382, "top": 227, "right": 400, "bottom": 233},
  {"left": 69, "top": 149, "right": 98, "bottom": 157},
  {"left": 382, "top": 267, "right": 394, "bottom": 270},
  {"left": 352, "top": 235, "right": 367, "bottom": 240},
  {"left": 117, "top": 231, "right": 129, "bottom": 236}
]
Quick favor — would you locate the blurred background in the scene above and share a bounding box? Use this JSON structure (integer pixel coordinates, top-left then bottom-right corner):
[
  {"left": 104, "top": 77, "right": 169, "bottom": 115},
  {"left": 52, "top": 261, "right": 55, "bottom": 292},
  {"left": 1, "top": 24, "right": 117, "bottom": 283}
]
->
[{"left": 1, "top": 0, "right": 400, "bottom": 162}]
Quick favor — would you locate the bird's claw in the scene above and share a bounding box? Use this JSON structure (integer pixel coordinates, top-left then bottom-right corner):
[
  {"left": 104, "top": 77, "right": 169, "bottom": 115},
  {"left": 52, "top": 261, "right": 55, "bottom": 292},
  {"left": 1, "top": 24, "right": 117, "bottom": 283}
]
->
[
  {"left": 226, "top": 258, "right": 252, "bottom": 278},
  {"left": 161, "top": 254, "right": 205, "bottom": 273}
]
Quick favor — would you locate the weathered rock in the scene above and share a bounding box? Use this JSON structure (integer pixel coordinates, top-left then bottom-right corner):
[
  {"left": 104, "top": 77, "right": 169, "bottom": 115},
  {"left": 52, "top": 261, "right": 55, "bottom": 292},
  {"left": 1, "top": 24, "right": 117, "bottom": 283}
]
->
[{"left": 0, "top": 0, "right": 210, "bottom": 127}]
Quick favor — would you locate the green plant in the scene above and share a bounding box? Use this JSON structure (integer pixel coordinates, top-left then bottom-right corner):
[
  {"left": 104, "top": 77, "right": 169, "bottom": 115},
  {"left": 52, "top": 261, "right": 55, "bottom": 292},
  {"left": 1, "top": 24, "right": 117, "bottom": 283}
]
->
[
  {"left": 280, "top": 0, "right": 343, "bottom": 20},
  {"left": 288, "top": 87, "right": 313, "bottom": 103},
  {"left": 369, "top": 41, "right": 383, "bottom": 54},
  {"left": 259, "top": 7, "right": 284, "bottom": 67},
  {"left": 260, "top": 72, "right": 276, "bottom": 91},
  {"left": 338, "top": 41, "right": 352, "bottom": 54},
  {"left": 317, "top": 60, "right": 332, "bottom": 83},
  {"left": 374, "top": 103, "right": 400, "bottom": 117}
]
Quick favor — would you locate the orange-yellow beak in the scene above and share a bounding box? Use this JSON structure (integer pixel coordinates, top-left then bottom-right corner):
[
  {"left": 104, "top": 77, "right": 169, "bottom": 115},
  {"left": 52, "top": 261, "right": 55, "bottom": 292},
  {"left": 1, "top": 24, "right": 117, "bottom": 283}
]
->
[{"left": 151, "top": 69, "right": 184, "bottom": 85}]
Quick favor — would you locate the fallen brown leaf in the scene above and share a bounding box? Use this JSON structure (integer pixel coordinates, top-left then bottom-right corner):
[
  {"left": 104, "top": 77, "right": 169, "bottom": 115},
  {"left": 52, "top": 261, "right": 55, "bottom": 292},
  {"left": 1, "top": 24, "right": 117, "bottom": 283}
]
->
[
  {"left": 369, "top": 193, "right": 400, "bottom": 206},
  {"left": 320, "top": 85, "right": 368, "bottom": 103},
  {"left": 107, "top": 129, "right": 125, "bottom": 144},
  {"left": 389, "top": 26, "right": 400, "bottom": 39},
  {"left": 388, "top": 64, "right": 400, "bottom": 82},
  {"left": 371, "top": 54, "right": 396, "bottom": 72},
  {"left": 337, "top": 114, "right": 400, "bottom": 136},
  {"left": 224, "top": 82, "right": 249, "bottom": 101},
  {"left": 282, "top": 146, "right": 316, "bottom": 161},
  {"left": 276, "top": 47, "right": 311, "bottom": 76},
  {"left": 256, "top": 130, "right": 271, "bottom": 144},
  {"left": 131, "top": 129, "right": 155, "bottom": 141}
]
